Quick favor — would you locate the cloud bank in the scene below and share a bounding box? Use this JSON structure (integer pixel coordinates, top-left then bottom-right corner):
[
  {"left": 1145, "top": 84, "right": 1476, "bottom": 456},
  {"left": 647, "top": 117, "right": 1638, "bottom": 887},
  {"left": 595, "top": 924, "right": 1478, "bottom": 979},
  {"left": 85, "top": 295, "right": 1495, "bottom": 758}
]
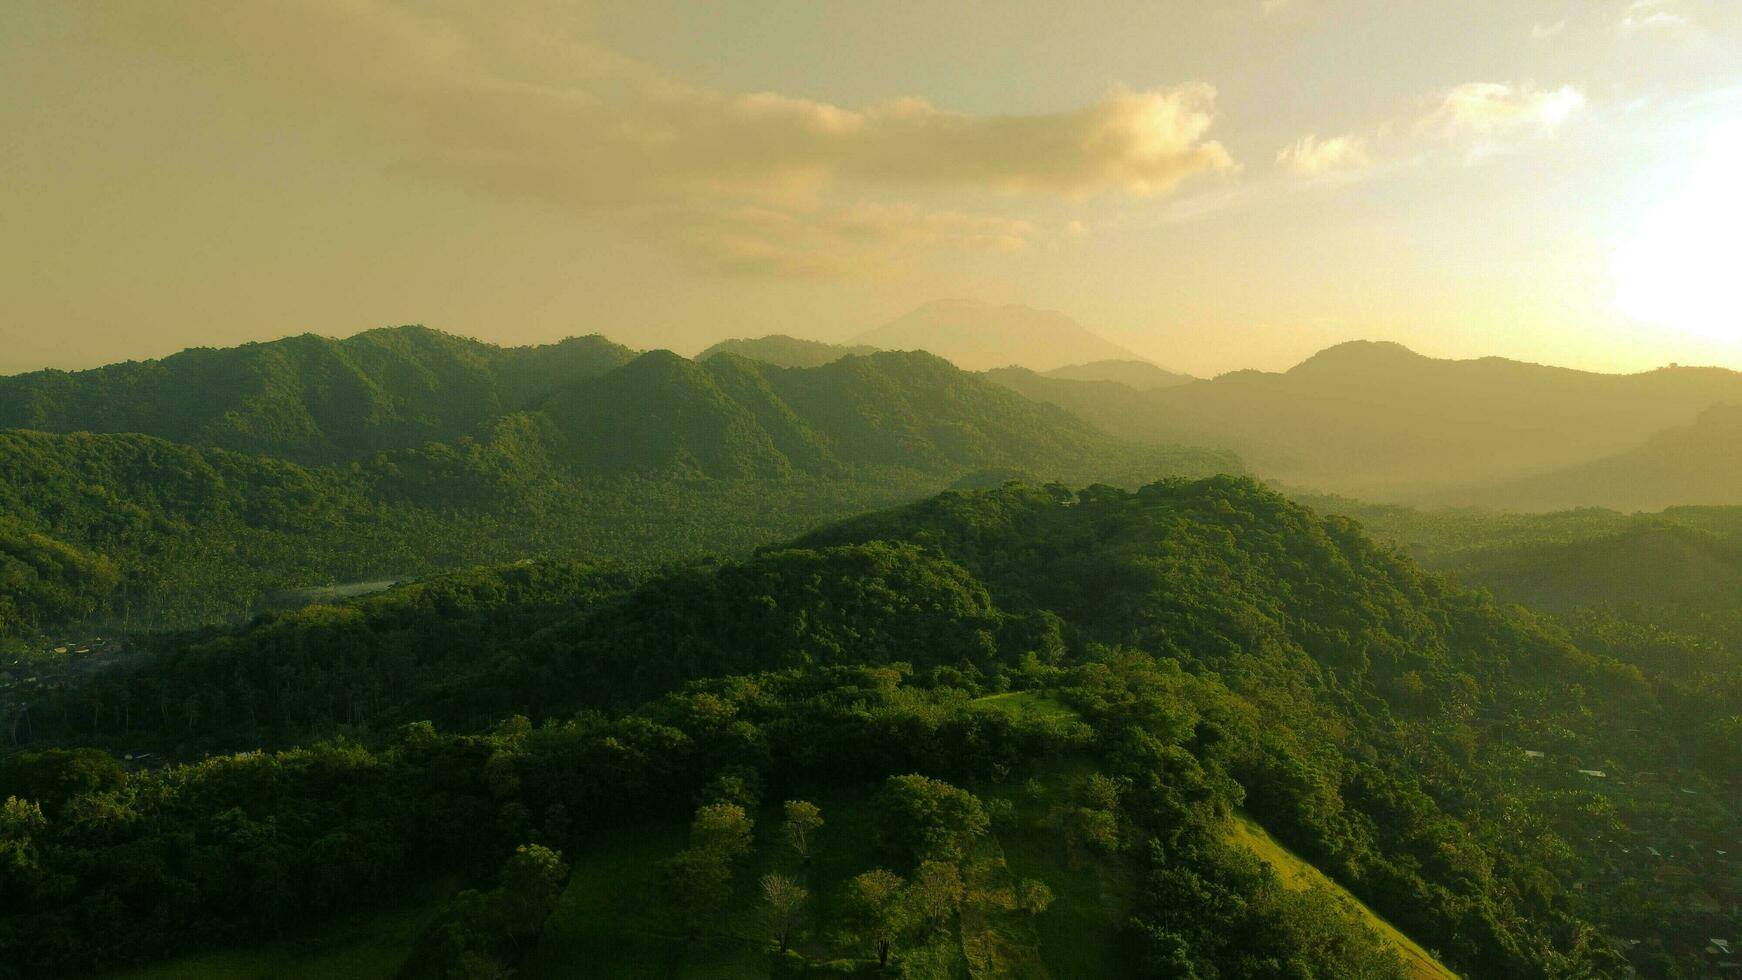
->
[{"left": 116, "top": 1, "right": 1232, "bottom": 277}]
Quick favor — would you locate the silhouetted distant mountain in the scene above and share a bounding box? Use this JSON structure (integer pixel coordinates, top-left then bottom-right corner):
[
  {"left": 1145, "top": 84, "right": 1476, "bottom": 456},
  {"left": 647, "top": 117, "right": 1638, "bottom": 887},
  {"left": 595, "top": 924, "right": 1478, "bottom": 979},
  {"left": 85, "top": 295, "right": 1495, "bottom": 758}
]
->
[
  {"left": 1448, "top": 404, "right": 1742, "bottom": 511},
  {"left": 995, "top": 339, "right": 1742, "bottom": 503},
  {"left": 0, "top": 326, "right": 635, "bottom": 463},
  {"left": 695, "top": 334, "right": 878, "bottom": 368},
  {"left": 852, "top": 299, "right": 1145, "bottom": 371},
  {"left": 1042, "top": 359, "right": 1194, "bottom": 389},
  {"left": 983, "top": 366, "right": 1162, "bottom": 430}
]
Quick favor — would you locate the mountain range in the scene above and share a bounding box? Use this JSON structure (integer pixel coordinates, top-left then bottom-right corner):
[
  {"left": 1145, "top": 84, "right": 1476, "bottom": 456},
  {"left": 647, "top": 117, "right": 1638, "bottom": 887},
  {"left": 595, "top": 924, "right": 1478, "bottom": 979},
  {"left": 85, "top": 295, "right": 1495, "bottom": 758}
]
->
[
  {"left": 0, "top": 327, "right": 1235, "bottom": 638},
  {"left": 0, "top": 326, "right": 635, "bottom": 464},
  {"left": 991, "top": 339, "right": 1742, "bottom": 507}
]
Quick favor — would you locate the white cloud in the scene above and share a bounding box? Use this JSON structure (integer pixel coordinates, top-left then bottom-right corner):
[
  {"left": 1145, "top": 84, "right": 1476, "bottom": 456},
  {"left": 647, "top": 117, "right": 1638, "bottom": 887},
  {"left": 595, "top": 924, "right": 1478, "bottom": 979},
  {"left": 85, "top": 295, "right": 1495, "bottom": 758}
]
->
[
  {"left": 1417, "top": 83, "right": 1586, "bottom": 140},
  {"left": 1530, "top": 20, "right": 1568, "bottom": 39},
  {"left": 1620, "top": 0, "right": 1693, "bottom": 32},
  {"left": 1276, "top": 134, "right": 1372, "bottom": 177}
]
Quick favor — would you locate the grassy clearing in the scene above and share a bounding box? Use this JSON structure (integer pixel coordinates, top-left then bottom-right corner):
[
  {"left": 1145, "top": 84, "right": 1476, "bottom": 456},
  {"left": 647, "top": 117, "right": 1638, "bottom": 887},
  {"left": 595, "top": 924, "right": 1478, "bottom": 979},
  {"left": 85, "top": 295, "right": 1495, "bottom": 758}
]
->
[
  {"left": 971, "top": 690, "right": 1077, "bottom": 724},
  {"left": 1226, "top": 813, "right": 1459, "bottom": 980},
  {"left": 95, "top": 896, "right": 446, "bottom": 980}
]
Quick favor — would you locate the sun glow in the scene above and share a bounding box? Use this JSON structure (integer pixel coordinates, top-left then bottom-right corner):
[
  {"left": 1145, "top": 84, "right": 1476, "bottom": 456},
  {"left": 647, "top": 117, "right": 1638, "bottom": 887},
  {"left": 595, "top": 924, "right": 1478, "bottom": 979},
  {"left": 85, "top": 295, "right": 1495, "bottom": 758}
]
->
[{"left": 1613, "top": 119, "right": 1742, "bottom": 342}]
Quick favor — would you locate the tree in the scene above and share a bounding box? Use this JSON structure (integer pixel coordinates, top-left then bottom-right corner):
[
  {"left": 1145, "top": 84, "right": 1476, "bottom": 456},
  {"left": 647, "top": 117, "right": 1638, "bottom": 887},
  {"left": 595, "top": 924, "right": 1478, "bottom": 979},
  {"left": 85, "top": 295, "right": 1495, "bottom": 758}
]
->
[
  {"left": 760, "top": 872, "right": 810, "bottom": 953},
  {"left": 498, "top": 844, "right": 568, "bottom": 938},
  {"left": 690, "top": 802, "right": 754, "bottom": 861},
  {"left": 1016, "top": 878, "right": 1054, "bottom": 916},
  {"left": 875, "top": 774, "right": 990, "bottom": 864},
  {"left": 1057, "top": 804, "right": 1120, "bottom": 863},
  {"left": 908, "top": 860, "right": 964, "bottom": 932},
  {"left": 845, "top": 868, "right": 909, "bottom": 967},
  {"left": 660, "top": 849, "right": 732, "bottom": 936},
  {"left": 782, "top": 799, "right": 823, "bottom": 863}
]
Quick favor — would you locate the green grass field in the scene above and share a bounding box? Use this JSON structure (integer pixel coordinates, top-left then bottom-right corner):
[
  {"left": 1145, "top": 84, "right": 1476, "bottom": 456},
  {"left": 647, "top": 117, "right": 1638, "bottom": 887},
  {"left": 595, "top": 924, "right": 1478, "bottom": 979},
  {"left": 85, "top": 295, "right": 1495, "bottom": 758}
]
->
[{"left": 1225, "top": 813, "right": 1460, "bottom": 980}]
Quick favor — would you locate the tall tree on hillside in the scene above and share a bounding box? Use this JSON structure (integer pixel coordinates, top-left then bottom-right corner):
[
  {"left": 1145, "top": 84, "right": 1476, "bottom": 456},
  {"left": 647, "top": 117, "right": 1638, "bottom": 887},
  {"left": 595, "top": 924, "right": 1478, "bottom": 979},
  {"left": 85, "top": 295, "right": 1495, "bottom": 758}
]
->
[
  {"left": 909, "top": 860, "right": 965, "bottom": 933},
  {"left": 846, "top": 868, "right": 910, "bottom": 968},
  {"left": 782, "top": 799, "right": 823, "bottom": 864},
  {"left": 760, "top": 873, "right": 810, "bottom": 953},
  {"left": 690, "top": 802, "right": 754, "bottom": 861}
]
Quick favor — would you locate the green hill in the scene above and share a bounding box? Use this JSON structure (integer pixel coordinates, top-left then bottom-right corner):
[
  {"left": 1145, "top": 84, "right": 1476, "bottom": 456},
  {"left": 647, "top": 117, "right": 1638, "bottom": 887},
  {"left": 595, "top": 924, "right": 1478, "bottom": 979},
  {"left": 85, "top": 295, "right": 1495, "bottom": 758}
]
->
[
  {"left": 538, "top": 348, "right": 1191, "bottom": 481},
  {"left": 0, "top": 326, "right": 635, "bottom": 463},
  {"left": 1225, "top": 814, "right": 1457, "bottom": 980},
  {"left": 11, "top": 477, "right": 1728, "bottom": 976}
]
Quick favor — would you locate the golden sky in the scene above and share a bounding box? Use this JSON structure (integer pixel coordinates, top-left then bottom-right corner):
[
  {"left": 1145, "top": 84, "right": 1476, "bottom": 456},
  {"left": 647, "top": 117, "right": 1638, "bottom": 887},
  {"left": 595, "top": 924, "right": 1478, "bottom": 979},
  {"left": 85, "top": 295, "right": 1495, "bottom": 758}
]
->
[{"left": 3, "top": 1, "right": 1740, "bottom": 375}]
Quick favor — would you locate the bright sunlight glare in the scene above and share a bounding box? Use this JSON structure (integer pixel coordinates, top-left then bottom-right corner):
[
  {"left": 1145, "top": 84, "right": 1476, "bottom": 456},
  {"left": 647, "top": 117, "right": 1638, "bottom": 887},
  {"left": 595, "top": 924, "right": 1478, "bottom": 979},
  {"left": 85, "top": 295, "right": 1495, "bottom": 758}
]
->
[{"left": 1613, "top": 119, "right": 1742, "bottom": 342}]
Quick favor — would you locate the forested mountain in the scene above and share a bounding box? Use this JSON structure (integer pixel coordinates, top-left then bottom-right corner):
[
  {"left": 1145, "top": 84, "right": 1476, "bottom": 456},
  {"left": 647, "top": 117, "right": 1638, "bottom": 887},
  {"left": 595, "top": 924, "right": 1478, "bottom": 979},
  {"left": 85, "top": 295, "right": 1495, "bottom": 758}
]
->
[
  {"left": 1313, "top": 495, "right": 1742, "bottom": 663},
  {"left": 852, "top": 299, "right": 1147, "bottom": 371},
  {"left": 1042, "top": 359, "right": 1194, "bottom": 389},
  {"left": 534, "top": 349, "right": 1192, "bottom": 481},
  {"left": 0, "top": 326, "right": 635, "bottom": 463},
  {"left": 696, "top": 335, "right": 878, "bottom": 368},
  {"left": 1446, "top": 404, "right": 1742, "bottom": 512},
  {"left": 8, "top": 477, "right": 1729, "bottom": 977},
  {"left": 0, "top": 340, "right": 1237, "bottom": 642},
  {"left": 995, "top": 340, "right": 1742, "bottom": 505}
]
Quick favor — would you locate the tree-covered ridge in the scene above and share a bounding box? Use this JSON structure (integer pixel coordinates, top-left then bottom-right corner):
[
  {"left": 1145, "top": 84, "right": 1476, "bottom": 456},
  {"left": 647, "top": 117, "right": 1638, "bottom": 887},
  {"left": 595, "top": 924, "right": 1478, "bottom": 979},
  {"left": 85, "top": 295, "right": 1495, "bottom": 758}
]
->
[
  {"left": 0, "top": 342, "right": 1240, "bottom": 641},
  {"left": 1309, "top": 495, "right": 1742, "bottom": 794},
  {"left": 11, "top": 477, "right": 1729, "bottom": 975},
  {"left": 696, "top": 334, "right": 879, "bottom": 368},
  {"left": 531, "top": 348, "right": 1234, "bottom": 482},
  {"left": 0, "top": 427, "right": 942, "bottom": 643},
  {"left": 0, "top": 326, "right": 635, "bottom": 463},
  {"left": 1, "top": 326, "right": 1234, "bottom": 486}
]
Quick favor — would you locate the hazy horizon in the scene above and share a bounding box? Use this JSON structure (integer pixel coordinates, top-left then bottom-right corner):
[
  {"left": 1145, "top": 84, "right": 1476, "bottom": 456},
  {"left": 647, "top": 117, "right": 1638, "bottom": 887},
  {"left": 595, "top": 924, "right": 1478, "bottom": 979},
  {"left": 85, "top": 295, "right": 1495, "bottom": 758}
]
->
[
  {"left": 5, "top": 1, "right": 1742, "bottom": 378},
  {"left": 7, "top": 304, "right": 1741, "bottom": 381}
]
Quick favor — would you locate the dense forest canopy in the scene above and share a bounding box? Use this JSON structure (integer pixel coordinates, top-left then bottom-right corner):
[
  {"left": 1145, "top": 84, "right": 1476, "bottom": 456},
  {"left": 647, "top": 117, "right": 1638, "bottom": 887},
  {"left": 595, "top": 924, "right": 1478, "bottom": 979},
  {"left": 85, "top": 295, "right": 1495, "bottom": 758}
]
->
[
  {"left": 0, "top": 331, "right": 1235, "bottom": 644},
  {"left": 4, "top": 325, "right": 1742, "bottom": 978},
  {"left": 4, "top": 477, "right": 1737, "bottom": 977}
]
